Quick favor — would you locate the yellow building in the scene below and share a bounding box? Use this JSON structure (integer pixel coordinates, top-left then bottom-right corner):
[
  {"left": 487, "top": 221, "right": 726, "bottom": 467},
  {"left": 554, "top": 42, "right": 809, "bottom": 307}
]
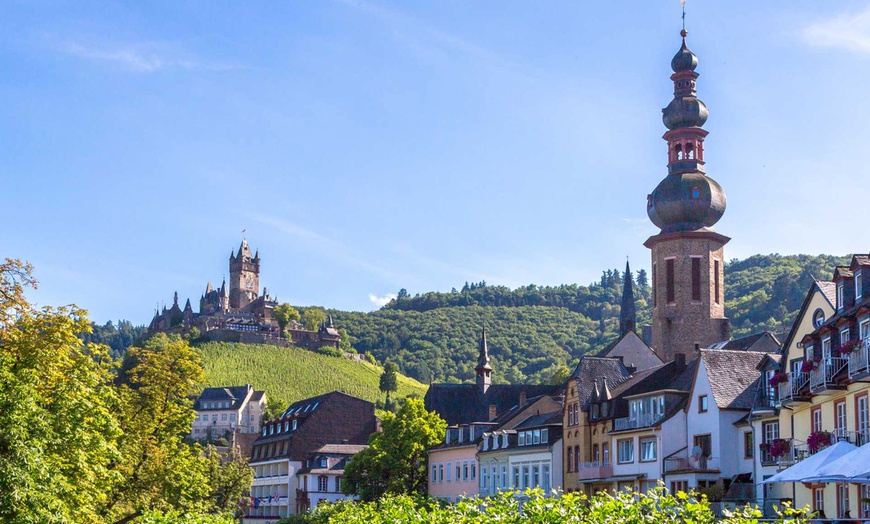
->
[{"left": 775, "top": 255, "right": 870, "bottom": 519}]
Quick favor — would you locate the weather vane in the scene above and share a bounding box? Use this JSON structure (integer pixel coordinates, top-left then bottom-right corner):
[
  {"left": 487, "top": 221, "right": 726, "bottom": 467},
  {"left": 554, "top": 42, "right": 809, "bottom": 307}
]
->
[{"left": 681, "top": 0, "right": 686, "bottom": 31}]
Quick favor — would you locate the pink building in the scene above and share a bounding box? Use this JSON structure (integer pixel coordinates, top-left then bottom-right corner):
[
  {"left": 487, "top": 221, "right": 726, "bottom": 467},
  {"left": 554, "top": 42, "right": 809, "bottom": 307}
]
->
[{"left": 428, "top": 424, "right": 493, "bottom": 502}]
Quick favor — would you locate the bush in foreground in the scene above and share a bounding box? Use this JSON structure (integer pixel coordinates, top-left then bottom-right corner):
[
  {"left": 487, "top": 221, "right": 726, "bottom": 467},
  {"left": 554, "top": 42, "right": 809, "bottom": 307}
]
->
[{"left": 278, "top": 488, "right": 811, "bottom": 524}]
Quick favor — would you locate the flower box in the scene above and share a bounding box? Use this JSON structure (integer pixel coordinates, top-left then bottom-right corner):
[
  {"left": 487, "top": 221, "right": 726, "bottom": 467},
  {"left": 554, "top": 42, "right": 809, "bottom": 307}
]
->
[
  {"left": 807, "top": 431, "right": 833, "bottom": 453},
  {"left": 838, "top": 340, "right": 860, "bottom": 356},
  {"left": 769, "top": 371, "right": 788, "bottom": 387}
]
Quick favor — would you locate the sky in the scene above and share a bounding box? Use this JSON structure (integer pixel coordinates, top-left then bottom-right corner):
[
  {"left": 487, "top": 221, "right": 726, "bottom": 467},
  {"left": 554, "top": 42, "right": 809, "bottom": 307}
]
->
[{"left": 2, "top": 1, "right": 870, "bottom": 324}]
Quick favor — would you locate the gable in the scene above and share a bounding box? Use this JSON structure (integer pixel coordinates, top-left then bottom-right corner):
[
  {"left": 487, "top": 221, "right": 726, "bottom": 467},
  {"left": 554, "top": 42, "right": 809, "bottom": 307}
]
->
[{"left": 598, "top": 331, "right": 663, "bottom": 372}]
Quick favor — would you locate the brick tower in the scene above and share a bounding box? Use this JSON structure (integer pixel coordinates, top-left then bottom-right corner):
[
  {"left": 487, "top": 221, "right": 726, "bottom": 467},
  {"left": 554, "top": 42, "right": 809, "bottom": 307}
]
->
[
  {"left": 229, "top": 239, "right": 260, "bottom": 310},
  {"left": 645, "top": 30, "right": 730, "bottom": 363}
]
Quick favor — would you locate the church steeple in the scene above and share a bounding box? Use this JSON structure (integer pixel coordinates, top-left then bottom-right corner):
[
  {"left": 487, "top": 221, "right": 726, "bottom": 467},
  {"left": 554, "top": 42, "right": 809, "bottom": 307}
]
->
[
  {"left": 475, "top": 326, "right": 492, "bottom": 393},
  {"left": 620, "top": 260, "right": 636, "bottom": 336},
  {"left": 645, "top": 27, "right": 731, "bottom": 363}
]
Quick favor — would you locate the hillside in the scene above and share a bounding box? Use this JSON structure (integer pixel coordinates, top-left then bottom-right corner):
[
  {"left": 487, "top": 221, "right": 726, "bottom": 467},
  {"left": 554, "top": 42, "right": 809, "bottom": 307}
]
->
[
  {"left": 198, "top": 341, "right": 428, "bottom": 408},
  {"left": 327, "top": 254, "right": 850, "bottom": 384}
]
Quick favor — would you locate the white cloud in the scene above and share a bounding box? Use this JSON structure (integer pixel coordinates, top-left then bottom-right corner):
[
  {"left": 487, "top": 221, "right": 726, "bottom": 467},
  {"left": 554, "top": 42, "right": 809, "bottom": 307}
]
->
[
  {"left": 59, "top": 41, "right": 244, "bottom": 73},
  {"left": 368, "top": 292, "right": 396, "bottom": 308},
  {"left": 801, "top": 7, "right": 870, "bottom": 54}
]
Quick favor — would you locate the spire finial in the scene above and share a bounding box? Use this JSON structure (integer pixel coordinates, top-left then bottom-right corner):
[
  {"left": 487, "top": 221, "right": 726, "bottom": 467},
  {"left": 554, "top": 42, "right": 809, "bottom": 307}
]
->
[{"left": 681, "top": 0, "right": 686, "bottom": 33}]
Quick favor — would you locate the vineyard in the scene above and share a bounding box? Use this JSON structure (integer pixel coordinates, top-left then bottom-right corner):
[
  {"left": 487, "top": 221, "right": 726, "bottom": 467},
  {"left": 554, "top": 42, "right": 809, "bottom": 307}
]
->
[{"left": 198, "top": 342, "right": 429, "bottom": 407}]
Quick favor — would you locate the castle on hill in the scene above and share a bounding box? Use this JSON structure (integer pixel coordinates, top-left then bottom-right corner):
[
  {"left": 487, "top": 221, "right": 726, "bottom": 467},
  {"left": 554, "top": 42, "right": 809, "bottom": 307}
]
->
[{"left": 148, "top": 240, "right": 340, "bottom": 350}]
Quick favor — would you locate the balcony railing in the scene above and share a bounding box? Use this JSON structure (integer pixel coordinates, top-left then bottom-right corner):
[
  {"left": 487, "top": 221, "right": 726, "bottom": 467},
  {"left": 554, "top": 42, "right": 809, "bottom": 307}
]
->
[
  {"left": 577, "top": 460, "right": 613, "bottom": 481},
  {"left": 831, "top": 428, "right": 870, "bottom": 447},
  {"left": 776, "top": 439, "right": 808, "bottom": 468},
  {"left": 663, "top": 455, "right": 720, "bottom": 474},
  {"left": 810, "top": 357, "right": 848, "bottom": 393},
  {"left": 778, "top": 372, "right": 809, "bottom": 404},
  {"left": 849, "top": 338, "right": 870, "bottom": 378},
  {"left": 613, "top": 412, "right": 665, "bottom": 431}
]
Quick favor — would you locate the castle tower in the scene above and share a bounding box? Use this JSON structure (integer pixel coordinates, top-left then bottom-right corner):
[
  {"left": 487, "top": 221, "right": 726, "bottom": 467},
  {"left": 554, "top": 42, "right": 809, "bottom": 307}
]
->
[
  {"left": 645, "top": 30, "right": 730, "bottom": 363},
  {"left": 475, "top": 326, "right": 492, "bottom": 393},
  {"left": 229, "top": 240, "right": 260, "bottom": 310},
  {"left": 620, "top": 260, "right": 636, "bottom": 337}
]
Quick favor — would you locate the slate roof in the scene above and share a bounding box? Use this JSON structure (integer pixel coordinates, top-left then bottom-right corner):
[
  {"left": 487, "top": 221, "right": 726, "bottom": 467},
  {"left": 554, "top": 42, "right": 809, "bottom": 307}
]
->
[
  {"left": 513, "top": 411, "right": 561, "bottom": 429},
  {"left": 599, "top": 356, "right": 697, "bottom": 426},
  {"left": 195, "top": 385, "right": 262, "bottom": 411},
  {"left": 818, "top": 281, "right": 837, "bottom": 307},
  {"left": 699, "top": 349, "right": 766, "bottom": 410},
  {"left": 424, "top": 384, "right": 561, "bottom": 426},
  {"left": 707, "top": 331, "right": 780, "bottom": 352},
  {"left": 570, "top": 356, "right": 631, "bottom": 409}
]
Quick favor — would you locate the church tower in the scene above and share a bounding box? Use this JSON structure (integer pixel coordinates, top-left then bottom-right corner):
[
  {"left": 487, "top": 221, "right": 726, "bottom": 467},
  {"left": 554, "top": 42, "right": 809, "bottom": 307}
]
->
[
  {"left": 645, "top": 30, "right": 730, "bottom": 363},
  {"left": 620, "top": 260, "right": 636, "bottom": 337},
  {"left": 475, "top": 327, "right": 492, "bottom": 393},
  {"left": 229, "top": 240, "right": 260, "bottom": 310}
]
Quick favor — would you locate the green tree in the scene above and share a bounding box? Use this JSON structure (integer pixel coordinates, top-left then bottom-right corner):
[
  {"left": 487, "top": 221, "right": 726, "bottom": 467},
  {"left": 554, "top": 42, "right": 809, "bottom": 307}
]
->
[
  {"left": 379, "top": 361, "right": 398, "bottom": 410},
  {"left": 262, "top": 395, "right": 288, "bottom": 421},
  {"left": 100, "top": 333, "right": 212, "bottom": 523},
  {"left": 0, "top": 258, "right": 121, "bottom": 524},
  {"left": 548, "top": 364, "right": 572, "bottom": 386},
  {"left": 203, "top": 446, "right": 253, "bottom": 516},
  {"left": 342, "top": 398, "right": 445, "bottom": 501},
  {"left": 301, "top": 307, "right": 327, "bottom": 331},
  {"left": 272, "top": 303, "right": 300, "bottom": 333}
]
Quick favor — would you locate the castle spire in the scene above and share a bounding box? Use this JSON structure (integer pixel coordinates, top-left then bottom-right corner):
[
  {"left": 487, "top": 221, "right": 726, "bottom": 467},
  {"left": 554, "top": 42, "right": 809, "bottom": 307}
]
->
[
  {"left": 173, "top": 291, "right": 179, "bottom": 307},
  {"left": 475, "top": 326, "right": 492, "bottom": 393},
  {"left": 620, "top": 259, "right": 636, "bottom": 336}
]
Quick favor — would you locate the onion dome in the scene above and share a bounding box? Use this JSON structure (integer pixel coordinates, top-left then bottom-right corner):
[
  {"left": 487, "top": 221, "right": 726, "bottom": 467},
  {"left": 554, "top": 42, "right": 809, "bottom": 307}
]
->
[
  {"left": 671, "top": 30, "right": 698, "bottom": 72},
  {"left": 647, "top": 172, "right": 726, "bottom": 233},
  {"left": 663, "top": 96, "right": 708, "bottom": 130}
]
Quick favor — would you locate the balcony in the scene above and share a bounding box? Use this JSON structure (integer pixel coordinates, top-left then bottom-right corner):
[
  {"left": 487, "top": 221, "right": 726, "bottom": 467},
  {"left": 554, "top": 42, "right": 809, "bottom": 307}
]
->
[
  {"left": 778, "top": 372, "right": 810, "bottom": 405},
  {"left": 613, "top": 412, "right": 665, "bottom": 432},
  {"left": 831, "top": 428, "right": 870, "bottom": 447},
  {"left": 663, "top": 454, "right": 720, "bottom": 474},
  {"left": 577, "top": 460, "right": 613, "bottom": 482},
  {"left": 848, "top": 339, "right": 870, "bottom": 381},
  {"left": 809, "top": 357, "right": 848, "bottom": 394}
]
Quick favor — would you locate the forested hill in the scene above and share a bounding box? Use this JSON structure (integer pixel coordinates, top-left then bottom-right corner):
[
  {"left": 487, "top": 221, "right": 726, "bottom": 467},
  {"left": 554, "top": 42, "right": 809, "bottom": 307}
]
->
[{"left": 328, "top": 254, "right": 850, "bottom": 385}]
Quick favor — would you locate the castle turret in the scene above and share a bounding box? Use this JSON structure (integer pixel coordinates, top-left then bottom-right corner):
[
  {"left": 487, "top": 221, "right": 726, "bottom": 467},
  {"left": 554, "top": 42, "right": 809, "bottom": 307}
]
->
[
  {"left": 620, "top": 260, "right": 637, "bottom": 337},
  {"left": 645, "top": 29, "right": 730, "bottom": 363},
  {"left": 475, "top": 327, "right": 492, "bottom": 393}
]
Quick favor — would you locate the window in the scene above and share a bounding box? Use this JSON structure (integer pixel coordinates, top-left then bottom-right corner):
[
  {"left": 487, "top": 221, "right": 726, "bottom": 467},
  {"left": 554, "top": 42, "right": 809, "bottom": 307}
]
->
[
  {"left": 446, "top": 461, "right": 452, "bottom": 482},
  {"left": 501, "top": 465, "right": 508, "bottom": 489},
  {"left": 842, "top": 328, "right": 851, "bottom": 346},
  {"left": 639, "top": 437, "right": 657, "bottom": 462},
  {"left": 666, "top": 259, "right": 675, "bottom": 303},
  {"left": 812, "top": 407, "right": 822, "bottom": 434},
  {"left": 836, "top": 401, "right": 847, "bottom": 436},
  {"left": 284, "top": 421, "right": 289, "bottom": 432},
  {"left": 471, "top": 462, "right": 476, "bottom": 480},
  {"left": 762, "top": 422, "right": 779, "bottom": 463},
  {"left": 567, "top": 447, "right": 574, "bottom": 473},
  {"left": 602, "top": 443, "right": 610, "bottom": 464},
  {"left": 838, "top": 482, "right": 850, "bottom": 517},
  {"left": 438, "top": 463, "right": 444, "bottom": 483},
  {"left": 574, "top": 445, "right": 580, "bottom": 471},
  {"left": 512, "top": 466, "right": 520, "bottom": 488},
  {"left": 744, "top": 431, "right": 754, "bottom": 459},
  {"left": 823, "top": 337, "right": 832, "bottom": 362},
  {"left": 431, "top": 465, "right": 437, "bottom": 482},
  {"left": 593, "top": 443, "right": 600, "bottom": 463},
  {"left": 858, "top": 271, "right": 864, "bottom": 300},
  {"left": 518, "top": 432, "right": 525, "bottom": 446},
  {"left": 862, "top": 319, "right": 870, "bottom": 342},
  {"left": 814, "top": 487, "right": 825, "bottom": 515},
  {"left": 456, "top": 463, "right": 461, "bottom": 481},
  {"left": 212, "top": 414, "right": 218, "bottom": 422},
  {"left": 699, "top": 395, "right": 709, "bottom": 413},
  {"left": 691, "top": 186, "right": 700, "bottom": 199},
  {"left": 335, "top": 477, "right": 342, "bottom": 492},
  {"left": 292, "top": 420, "right": 297, "bottom": 430},
  {"left": 858, "top": 394, "right": 869, "bottom": 443},
  {"left": 693, "top": 434, "right": 712, "bottom": 458},
  {"left": 670, "top": 480, "right": 688, "bottom": 494},
  {"left": 617, "top": 439, "right": 634, "bottom": 463},
  {"left": 691, "top": 257, "right": 701, "bottom": 301},
  {"left": 262, "top": 428, "right": 267, "bottom": 436},
  {"left": 318, "top": 476, "right": 328, "bottom": 492},
  {"left": 714, "top": 260, "right": 720, "bottom": 304},
  {"left": 542, "top": 464, "right": 551, "bottom": 493},
  {"left": 269, "top": 425, "right": 274, "bottom": 435},
  {"left": 838, "top": 282, "right": 845, "bottom": 310},
  {"left": 533, "top": 429, "right": 541, "bottom": 445},
  {"left": 463, "top": 460, "right": 469, "bottom": 481},
  {"left": 522, "top": 465, "right": 530, "bottom": 489},
  {"left": 863, "top": 484, "right": 870, "bottom": 519}
]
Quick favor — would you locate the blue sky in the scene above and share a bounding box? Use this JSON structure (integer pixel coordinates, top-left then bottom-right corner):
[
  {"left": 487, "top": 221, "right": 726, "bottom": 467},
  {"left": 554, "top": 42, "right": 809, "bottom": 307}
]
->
[{"left": 3, "top": 1, "right": 870, "bottom": 324}]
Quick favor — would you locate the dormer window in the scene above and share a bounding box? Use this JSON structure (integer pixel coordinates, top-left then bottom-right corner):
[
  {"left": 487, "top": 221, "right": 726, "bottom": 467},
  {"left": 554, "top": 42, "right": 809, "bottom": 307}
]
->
[
  {"left": 838, "top": 282, "right": 845, "bottom": 311},
  {"left": 857, "top": 271, "right": 864, "bottom": 301},
  {"left": 269, "top": 425, "right": 274, "bottom": 435},
  {"left": 292, "top": 419, "right": 297, "bottom": 430},
  {"left": 262, "top": 427, "right": 267, "bottom": 436},
  {"left": 284, "top": 421, "right": 289, "bottom": 432}
]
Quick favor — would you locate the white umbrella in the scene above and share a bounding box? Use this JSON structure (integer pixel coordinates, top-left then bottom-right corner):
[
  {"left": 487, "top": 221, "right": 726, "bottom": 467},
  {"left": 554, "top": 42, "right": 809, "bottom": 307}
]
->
[
  {"left": 762, "top": 441, "right": 858, "bottom": 484},
  {"left": 803, "top": 442, "right": 870, "bottom": 483}
]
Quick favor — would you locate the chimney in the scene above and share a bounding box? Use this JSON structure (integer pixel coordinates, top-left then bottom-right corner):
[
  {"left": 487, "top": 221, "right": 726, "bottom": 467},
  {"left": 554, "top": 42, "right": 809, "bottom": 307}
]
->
[
  {"left": 675, "top": 353, "right": 686, "bottom": 371},
  {"left": 488, "top": 404, "right": 498, "bottom": 421},
  {"left": 519, "top": 391, "right": 527, "bottom": 407}
]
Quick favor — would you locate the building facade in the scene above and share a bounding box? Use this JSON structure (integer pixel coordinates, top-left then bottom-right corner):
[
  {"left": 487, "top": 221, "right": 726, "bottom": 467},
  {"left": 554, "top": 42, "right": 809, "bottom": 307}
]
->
[
  {"left": 191, "top": 384, "right": 266, "bottom": 441},
  {"left": 295, "top": 445, "right": 367, "bottom": 512},
  {"left": 245, "top": 392, "right": 377, "bottom": 521}
]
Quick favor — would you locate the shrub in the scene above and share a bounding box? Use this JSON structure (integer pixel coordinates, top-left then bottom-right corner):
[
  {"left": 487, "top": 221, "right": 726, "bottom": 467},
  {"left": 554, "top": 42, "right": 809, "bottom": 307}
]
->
[{"left": 315, "top": 346, "right": 343, "bottom": 358}]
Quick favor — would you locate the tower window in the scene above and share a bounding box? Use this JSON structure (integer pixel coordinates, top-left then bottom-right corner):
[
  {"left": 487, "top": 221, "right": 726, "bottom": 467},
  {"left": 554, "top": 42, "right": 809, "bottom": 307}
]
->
[
  {"left": 686, "top": 143, "right": 695, "bottom": 160},
  {"left": 691, "top": 257, "right": 701, "bottom": 301},
  {"left": 666, "top": 259, "right": 675, "bottom": 303},
  {"left": 675, "top": 144, "right": 683, "bottom": 160},
  {"left": 691, "top": 186, "right": 700, "bottom": 199}
]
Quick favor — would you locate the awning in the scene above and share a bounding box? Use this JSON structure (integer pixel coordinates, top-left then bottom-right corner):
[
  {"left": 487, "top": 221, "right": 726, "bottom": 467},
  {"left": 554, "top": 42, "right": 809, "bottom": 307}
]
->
[
  {"left": 803, "top": 442, "right": 870, "bottom": 483},
  {"left": 763, "top": 441, "right": 858, "bottom": 484}
]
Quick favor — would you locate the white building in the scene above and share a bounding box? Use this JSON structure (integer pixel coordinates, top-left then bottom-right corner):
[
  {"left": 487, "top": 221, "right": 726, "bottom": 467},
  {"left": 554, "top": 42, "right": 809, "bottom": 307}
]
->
[
  {"left": 295, "top": 444, "right": 366, "bottom": 511},
  {"left": 191, "top": 384, "right": 265, "bottom": 441}
]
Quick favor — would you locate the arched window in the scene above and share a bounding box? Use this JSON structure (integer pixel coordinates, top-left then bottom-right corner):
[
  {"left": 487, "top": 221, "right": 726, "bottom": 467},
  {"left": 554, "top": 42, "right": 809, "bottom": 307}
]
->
[
  {"left": 686, "top": 143, "right": 695, "bottom": 159},
  {"left": 675, "top": 143, "right": 683, "bottom": 160}
]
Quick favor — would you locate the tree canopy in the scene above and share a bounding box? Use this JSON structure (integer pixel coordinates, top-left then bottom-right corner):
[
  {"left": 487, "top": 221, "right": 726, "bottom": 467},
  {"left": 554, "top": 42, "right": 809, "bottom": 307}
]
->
[{"left": 342, "top": 398, "right": 446, "bottom": 502}]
